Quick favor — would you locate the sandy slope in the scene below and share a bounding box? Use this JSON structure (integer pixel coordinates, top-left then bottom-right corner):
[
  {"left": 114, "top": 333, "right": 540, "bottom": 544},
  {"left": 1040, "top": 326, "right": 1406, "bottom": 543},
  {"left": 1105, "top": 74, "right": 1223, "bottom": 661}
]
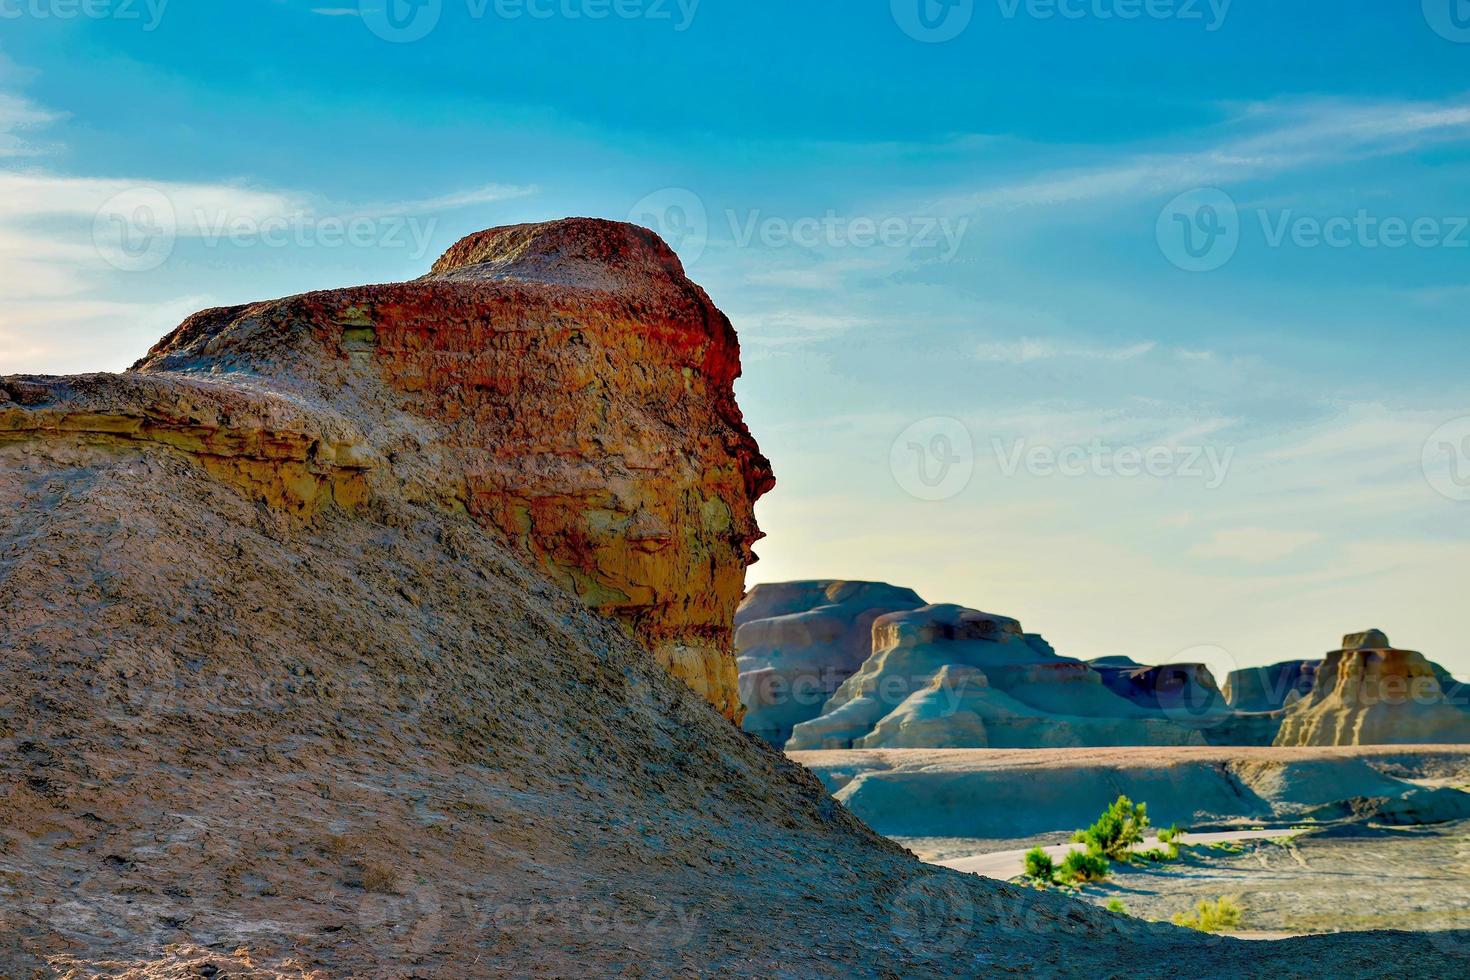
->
[
  {"left": 792, "top": 746, "right": 1470, "bottom": 840},
  {"left": 0, "top": 440, "right": 1462, "bottom": 976}
]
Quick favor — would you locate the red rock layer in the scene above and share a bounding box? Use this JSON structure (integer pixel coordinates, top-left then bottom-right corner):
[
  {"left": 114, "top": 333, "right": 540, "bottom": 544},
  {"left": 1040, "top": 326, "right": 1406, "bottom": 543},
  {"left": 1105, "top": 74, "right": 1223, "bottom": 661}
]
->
[{"left": 53, "top": 218, "right": 771, "bottom": 719}]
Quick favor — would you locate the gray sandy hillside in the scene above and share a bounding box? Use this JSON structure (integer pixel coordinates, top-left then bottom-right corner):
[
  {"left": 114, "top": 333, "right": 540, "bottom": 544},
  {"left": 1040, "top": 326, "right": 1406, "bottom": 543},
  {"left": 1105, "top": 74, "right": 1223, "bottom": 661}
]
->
[{"left": 2, "top": 221, "right": 1467, "bottom": 976}]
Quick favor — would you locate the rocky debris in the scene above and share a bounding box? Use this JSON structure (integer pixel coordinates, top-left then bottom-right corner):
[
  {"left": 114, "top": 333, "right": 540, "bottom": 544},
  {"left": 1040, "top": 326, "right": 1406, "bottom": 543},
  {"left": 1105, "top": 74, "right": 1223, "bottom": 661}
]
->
[
  {"left": 1225, "top": 660, "right": 1322, "bottom": 712},
  {"left": 785, "top": 604, "right": 1203, "bottom": 750},
  {"left": 1274, "top": 630, "right": 1470, "bottom": 746},
  {"left": 734, "top": 580, "right": 925, "bottom": 746}
]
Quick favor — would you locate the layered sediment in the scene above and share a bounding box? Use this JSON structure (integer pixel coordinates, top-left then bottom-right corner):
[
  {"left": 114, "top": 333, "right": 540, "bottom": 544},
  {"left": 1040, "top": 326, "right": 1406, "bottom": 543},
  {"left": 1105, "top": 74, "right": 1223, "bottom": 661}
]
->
[
  {"left": 735, "top": 580, "right": 926, "bottom": 746},
  {"left": 785, "top": 604, "right": 1202, "bottom": 750},
  {"left": 106, "top": 219, "right": 773, "bottom": 719},
  {"left": 1274, "top": 630, "right": 1470, "bottom": 746}
]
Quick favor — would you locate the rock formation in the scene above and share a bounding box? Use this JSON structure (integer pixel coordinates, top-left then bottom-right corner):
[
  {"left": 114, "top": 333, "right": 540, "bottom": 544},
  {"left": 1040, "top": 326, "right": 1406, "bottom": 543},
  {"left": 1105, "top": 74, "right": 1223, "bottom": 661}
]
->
[
  {"left": 785, "top": 604, "right": 1203, "bottom": 750},
  {"left": 1274, "top": 630, "right": 1470, "bottom": 746},
  {"left": 104, "top": 218, "right": 773, "bottom": 720},
  {"left": 1091, "top": 658, "right": 1233, "bottom": 724},
  {"left": 1225, "top": 660, "right": 1321, "bottom": 712},
  {"left": 735, "top": 580, "right": 925, "bottom": 746},
  {"left": 2, "top": 221, "right": 1465, "bottom": 974}
]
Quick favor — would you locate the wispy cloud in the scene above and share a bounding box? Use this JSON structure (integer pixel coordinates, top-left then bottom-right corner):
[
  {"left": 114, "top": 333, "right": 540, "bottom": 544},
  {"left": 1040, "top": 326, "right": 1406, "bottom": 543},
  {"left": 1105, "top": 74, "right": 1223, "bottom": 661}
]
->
[
  {"left": 0, "top": 82, "right": 538, "bottom": 375},
  {"left": 974, "top": 337, "right": 1156, "bottom": 364},
  {"left": 942, "top": 98, "right": 1470, "bottom": 212},
  {"left": 0, "top": 91, "right": 59, "bottom": 157}
]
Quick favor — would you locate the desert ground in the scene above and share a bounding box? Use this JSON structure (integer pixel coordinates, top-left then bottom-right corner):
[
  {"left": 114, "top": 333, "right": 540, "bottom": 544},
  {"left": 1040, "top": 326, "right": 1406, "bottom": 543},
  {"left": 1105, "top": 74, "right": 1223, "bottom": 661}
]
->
[{"left": 792, "top": 745, "right": 1470, "bottom": 941}]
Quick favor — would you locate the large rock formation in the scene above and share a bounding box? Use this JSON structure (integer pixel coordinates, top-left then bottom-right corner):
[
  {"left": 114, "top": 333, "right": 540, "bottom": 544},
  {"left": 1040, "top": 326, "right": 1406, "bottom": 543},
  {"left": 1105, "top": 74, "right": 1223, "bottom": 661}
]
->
[
  {"left": 99, "top": 218, "right": 773, "bottom": 720},
  {"left": 1225, "top": 660, "right": 1321, "bottom": 712},
  {"left": 735, "top": 580, "right": 925, "bottom": 746},
  {"left": 1274, "top": 630, "right": 1470, "bottom": 746},
  {"left": 1, "top": 220, "right": 1465, "bottom": 975},
  {"left": 785, "top": 605, "right": 1203, "bottom": 750}
]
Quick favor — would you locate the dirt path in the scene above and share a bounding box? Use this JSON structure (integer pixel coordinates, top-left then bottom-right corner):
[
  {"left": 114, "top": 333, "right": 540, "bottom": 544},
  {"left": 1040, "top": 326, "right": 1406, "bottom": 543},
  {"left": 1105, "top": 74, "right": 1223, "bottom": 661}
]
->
[{"left": 934, "top": 829, "right": 1297, "bottom": 879}]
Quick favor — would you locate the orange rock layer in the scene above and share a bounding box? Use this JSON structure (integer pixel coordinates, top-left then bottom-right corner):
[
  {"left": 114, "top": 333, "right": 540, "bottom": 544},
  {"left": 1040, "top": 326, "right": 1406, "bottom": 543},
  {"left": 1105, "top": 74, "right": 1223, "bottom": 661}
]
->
[{"left": 6, "top": 219, "right": 773, "bottom": 719}]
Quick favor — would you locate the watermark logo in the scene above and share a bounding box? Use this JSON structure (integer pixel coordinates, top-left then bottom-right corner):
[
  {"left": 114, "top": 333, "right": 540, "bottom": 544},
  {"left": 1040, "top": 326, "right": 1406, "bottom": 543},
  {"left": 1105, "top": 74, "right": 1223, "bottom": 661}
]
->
[
  {"left": 993, "top": 437, "right": 1234, "bottom": 489},
  {"left": 1160, "top": 189, "right": 1469, "bottom": 271},
  {"left": 728, "top": 210, "right": 969, "bottom": 261},
  {"left": 996, "top": 0, "right": 1231, "bottom": 30},
  {"left": 93, "top": 188, "right": 177, "bottom": 273},
  {"left": 0, "top": 0, "right": 170, "bottom": 31},
  {"left": 486, "top": 896, "right": 699, "bottom": 949},
  {"left": 1157, "top": 188, "right": 1239, "bottom": 272},
  {"left": 361, "top": 0, "right": 443, "bottom": 43},
  {"left": 629, "top": 187, "right": 709, "bottom": 265},
  {"left": 1258, "top": 209, "right": 1469, "bottom": 250},
  {"left": 891, "top": 417, "right": 975, "bottom": 501},
  {"left": 1152, "top": 644, "right": 1236, "bottom": 729},
  {"left": 359, "top": 878, "right": 445, "bottom": 956},
  {"left": 1423, "top": 416, "right": 1470, "bottom": 502},
  {"left": 1424, "top": 0, "right": 1470, "bottom": 43},
  {"left": 889, "top": 874, "right": 974, "bottom": 958},
  {"left": 892, "top": 0, "right": 974, "bottom": 42},
  {"left": 95, "top": 643, "right": 178, "bottom": 718}
]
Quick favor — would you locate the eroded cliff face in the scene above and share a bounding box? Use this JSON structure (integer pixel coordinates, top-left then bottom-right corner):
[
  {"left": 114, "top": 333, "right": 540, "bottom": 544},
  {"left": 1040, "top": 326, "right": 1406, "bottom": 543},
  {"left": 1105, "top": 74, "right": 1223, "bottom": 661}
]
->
[
  {"left": 735, "top": 581, "right": 927, "bottom": 746},
  {"left": 784, "top": 603, "right": 1204, "bottom": 750},
  {"left": 1274, "top": 631, "right": 1470, "bottom": 746},
  {"left": 7, "top": 218, "right": 773, "bottom": 719}
]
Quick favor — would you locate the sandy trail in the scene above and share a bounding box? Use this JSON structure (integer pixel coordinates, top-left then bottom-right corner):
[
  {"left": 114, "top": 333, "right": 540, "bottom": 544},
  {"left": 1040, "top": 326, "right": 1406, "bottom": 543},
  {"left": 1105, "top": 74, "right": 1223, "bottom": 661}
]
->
[{"left": 935, "top": 829, "right": 1296, "bottom": 879}]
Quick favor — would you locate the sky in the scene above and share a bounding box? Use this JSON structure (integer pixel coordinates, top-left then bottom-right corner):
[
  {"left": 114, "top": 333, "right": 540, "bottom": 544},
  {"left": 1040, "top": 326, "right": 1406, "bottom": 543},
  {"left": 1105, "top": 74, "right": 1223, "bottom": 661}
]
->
[{"left": 1, "top": 1, "right": 1468, "bottom": 677}]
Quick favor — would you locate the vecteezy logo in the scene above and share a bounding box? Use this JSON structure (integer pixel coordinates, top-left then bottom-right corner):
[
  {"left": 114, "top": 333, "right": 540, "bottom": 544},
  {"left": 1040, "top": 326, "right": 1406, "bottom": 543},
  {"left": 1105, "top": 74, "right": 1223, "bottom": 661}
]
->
[
  {"left": 93, "top": 187, "right": 178, "bottom": 273},
  {"left": 361, "top": 0, "right": 442, "bottom": 43},
  {"left": 1153, "top": 644, "right": 1236, "bottom": 730},
  {"left": 889, "top": 875, "right": 974, "bottom": 958},
  {"left": 892, "top": 0, "right": 974, "bottom": 43},
  {"left": 628, "top": 188, "right": 709, "bottom": 265},
  {"left": 1156, "top": 188, "right": 1240, "bottom": 272},
  {"left": 890, "top": 417, "right": 974, "bottom": 501},
  {"left": 1424, "top": 0, "right": 1470, "bottom": 43},
  {"left": 359, "top": 880, "right": 444, "bottom": 955},
  {"left": 1423, "top": 416, "right": 1470, "bottom": 502}
]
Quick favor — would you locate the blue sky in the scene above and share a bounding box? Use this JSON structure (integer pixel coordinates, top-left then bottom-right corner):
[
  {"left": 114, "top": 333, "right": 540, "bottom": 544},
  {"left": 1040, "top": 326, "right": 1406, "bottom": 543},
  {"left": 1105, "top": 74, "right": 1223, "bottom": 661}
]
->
[{"left": 2, "top": 1, "right": 1468, "bottom": 675}]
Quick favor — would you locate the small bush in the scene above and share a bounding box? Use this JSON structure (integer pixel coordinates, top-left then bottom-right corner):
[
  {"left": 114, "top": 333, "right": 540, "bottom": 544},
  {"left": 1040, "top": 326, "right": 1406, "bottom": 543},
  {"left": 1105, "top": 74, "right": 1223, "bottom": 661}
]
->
[
  {"left": 1023, "top": 846, "right": 1056, "bottom": 883},
  {"left": 1141, "top": 824, "right": 1185, "bottom": 862},
  {"left": 361, "top": 863, "right": 400, "bottom": 894},
  {"left": 1172, "top": 896, "right": 1243, "bottom": 933},
  {"left": 1072, "top": 795, "right": 1150, "bottom": 861},
  {"left": 1104, "top": 899, "right": 1129, "bottom": 915},
  {"left": 1059, "top": 848, "right": 1109, "bottom": 884}
]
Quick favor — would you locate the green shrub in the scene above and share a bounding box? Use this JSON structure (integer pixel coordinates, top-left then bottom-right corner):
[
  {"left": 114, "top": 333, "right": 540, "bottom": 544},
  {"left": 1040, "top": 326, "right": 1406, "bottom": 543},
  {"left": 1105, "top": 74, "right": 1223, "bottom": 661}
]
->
[
  {"left": 1059, "top": 848, "right": 1109, "bottom": 884},
  {"left": 1142, "top": 823, "right": 1185, "bottom": 862},
  {"left": 1104, "top": 899, "right": 1129, "bottom": 915},
  {"left": 1072, "top": 795, "right": 1150, "bottom": 861},
  {"left": 1172, "top": 896, "right": 1243, "bottom": 933},
  {"left": 1023, "top": 846, "right": 1056, "bottom": 883}
]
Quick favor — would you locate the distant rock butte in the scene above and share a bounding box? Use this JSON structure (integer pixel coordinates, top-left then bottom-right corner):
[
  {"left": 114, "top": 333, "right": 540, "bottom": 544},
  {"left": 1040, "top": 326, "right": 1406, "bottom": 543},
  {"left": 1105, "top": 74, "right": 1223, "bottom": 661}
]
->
[
  {"left": 1224, "top": 660, "right": 1321, "bottom": 712},
  {"left": 785, "top": 603, "right": 1204, "bottom": 750},
  {"left": 4, "top": 218, "right": 774, "bottom": 720},
  {"left": 1274, "top": 630, "right": 1470, "bottom": 746},
  {"left": 735, "top": 581, "right": 926, "bottom": 746}
]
